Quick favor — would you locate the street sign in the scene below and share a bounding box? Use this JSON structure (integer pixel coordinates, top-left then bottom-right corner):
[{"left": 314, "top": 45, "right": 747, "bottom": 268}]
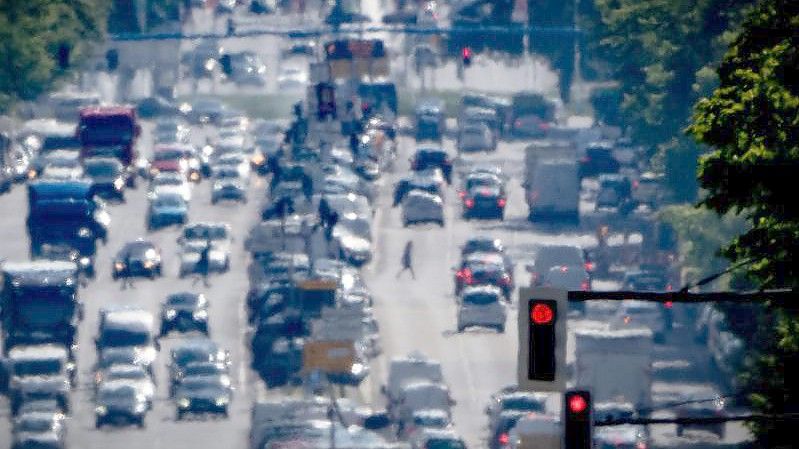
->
[
  {"left": 517, "top": 287, "right": 567, "bottom": 392},
  {"left": 302, "top": 340, "right": 355, "bottom": 374}
]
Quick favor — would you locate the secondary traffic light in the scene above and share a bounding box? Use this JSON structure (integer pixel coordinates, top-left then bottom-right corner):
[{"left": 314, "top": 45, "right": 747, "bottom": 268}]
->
[
  {"left": 564, "top": 390, "right": 592, "bottom": 449},
  {"left": 220, "top": 54, "right": 232, "bottom": 76},
  {"left": 105, "top": 49, "right": 119, "bottom": 71},
  {"left": 517, "top": 288, "right": 567, "bottom": 391},
  {"left": 57, "top": 44, "right": 71, "bottom": 69},
  {"left": 461, "top": 47, "right": 472, "bottom": 67}
]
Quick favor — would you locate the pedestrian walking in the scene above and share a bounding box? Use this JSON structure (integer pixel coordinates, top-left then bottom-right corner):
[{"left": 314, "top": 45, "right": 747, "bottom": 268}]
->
[
  {"left": 325, "top": 211, "right": 339, "bottom": 241},
  {"left": 121, "top": 254, "right": 134, "bottom": 290},
  {"left": 193, "top": 239, "right": 212, "bottom": 287},
  {"left": 396, "top": 240, "right": 415, "bottom": 279}
]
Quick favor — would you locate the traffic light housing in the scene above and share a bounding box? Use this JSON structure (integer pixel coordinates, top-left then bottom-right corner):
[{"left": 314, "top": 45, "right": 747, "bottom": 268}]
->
[
  {"left": 564, "top": 390, "right": 592, "bottom": 449},
  {"left": 220, "top": 54, "right": 233, "bottom": 76},
  {"left": 461, "top": 47, "right": 472, "bottom": 67},
  {"left": 57, "top": 44, "right": 70, "bottom": 69},
  {"left": 517, "top": 288, "right": 567, "bottom": 391},
  {"left": 105, "top": 49, "right": 119, "bottom": 71}
]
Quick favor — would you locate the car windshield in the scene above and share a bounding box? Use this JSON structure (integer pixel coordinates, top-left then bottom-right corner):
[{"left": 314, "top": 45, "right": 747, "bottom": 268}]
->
[
  {"left": 167, "top": 295, "right": 201, "bottom": 306},
  {"left": 101, "top": 328, "right": 150, "bottom": 347},
  {"left": 154, "top": 176, "right": 183, "bottom": 186},
  {"left": 184, "top": 226, "right": 227, "bottom": 240},
  {"left": 108, "top": 367, "right": 147, "bottom": 381},
  {"left": 85, "top": 162, "right": 120, "bottom": 177},
  {"left": 154, "top": 150, "right": 184, "bottom": 160},
  {"left": 98, "top": 387, "right": 137, "bottom": 401},
  {"left": 154, "top": 195, "right": 184, "bottom": 207},
  {"left": 501, "top": 396, "right": 545, "bottom": 412},
  {"left": 13, "top": 359, "right": 62, "bottom": 376},
  {"left": 426, "top": 438, "right": 465, "bottom": 449},
  {"left": 463, "top": 292, "right": 499, "bottom": 305},
  {"left": 184, "top": 364, "right": 223, "bottom": 376},
  {"left": 15, "top": 416, "right": 54, "bottom": 432}
]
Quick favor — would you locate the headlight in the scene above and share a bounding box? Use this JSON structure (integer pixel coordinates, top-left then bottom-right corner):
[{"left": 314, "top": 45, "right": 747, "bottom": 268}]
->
[
  {"left": 27, "top": 169, "right": 37, "bottom": 179},
  {"left": 143, "top": 260, "right": 155, "bottom": 269},
  {"left": 204, "top": 58, "right": 216, "bottom": 71},
  {"left": 165, "top": 309, "right": 177, "bottom": 319},
  {"left": 351, "top": 363, "right": 365, "bottom": 375},
  {"left": 77, "top": 227, "right": 92, "bottom": 238},
  {"left": 134, "top": 402, "right": 147, "bottom": 413},
  {"left": 79, "top": 257, "right": 91, "bottom": 267},
  {"left": 113, "top": 177, "right": 125, "bottom": 190},
  {"left": 177, "top": 398, "right": 190, "bottom": 408},
  {"left": 202, "top": 145, "right": 214, "bottom": 156},
  {"left": 114, "top": 261, "right": 125, "bottom": 271},
  {"left": 251, "top": 153, "right": 265, "bottom": 165},
  {"left": 149, "top": 167, "right": 159, "bottom": 176},
  {"left": 95, "top": 406, "right": 108, "bottom": 415},
  {"left": 192, "top": 309, "right": 208, "bottom": 320},
  {"left": 179, "top": 102, "right": 192, "bottom": 114},
  {"left": 214, "top": 396, "right": 229, "bottom": 407},
  {"left": 189, "top": 171, "right": 200, "bottom": 181}
]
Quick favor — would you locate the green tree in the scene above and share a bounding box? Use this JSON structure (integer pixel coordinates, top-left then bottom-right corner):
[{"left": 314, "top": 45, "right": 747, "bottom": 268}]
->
[
  {"left": 582, "top": 0, "right": 754, "bottom": 201},
  {"left": 688, "top": 0, "right": 799, "bottom": 445},
  {"left": 0, "top": 0, "right": 110, "bottom": 112}
]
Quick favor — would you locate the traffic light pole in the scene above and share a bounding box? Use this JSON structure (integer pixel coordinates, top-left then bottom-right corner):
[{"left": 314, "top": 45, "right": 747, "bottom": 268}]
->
[
  {"left": 595, "top": 413, "right": 799, "bottom": 427},
  {"left": 567, "top": 288, "right": 797, "bottom": 308}
]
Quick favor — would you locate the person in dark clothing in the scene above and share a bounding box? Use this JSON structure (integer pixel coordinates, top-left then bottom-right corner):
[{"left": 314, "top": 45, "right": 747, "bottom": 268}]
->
[
  {"left": 349, "top": 133, "right": 359, "bottom": 155},
  {"left": 325, "top": 211, "right": 339, "bottom": 241},
  {"left": 396, "top": 240, "right": 415, "bottom": 279},
  {"left": 121, "top": 253, "right": 135, "bottom": 290},
  {"left": 193, "top": 239, "right": 212, "bottom": 287}
]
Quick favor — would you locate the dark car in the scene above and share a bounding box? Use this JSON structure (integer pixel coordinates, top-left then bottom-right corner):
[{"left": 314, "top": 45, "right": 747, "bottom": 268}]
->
[
  {"left": 112, "top": 240, "right": 162, "bottom": 280},
  {"left": 83, "top": 157, "right": 128, "bottom": 200},
  {"left": 462, "top": 185, "right": 506, "bottom": 220},
  {"left": 579, "top": 143, "right": 620, "bottom": 178},
  {"left": 12, "top": 411, "right": 65, "bottom": 449},
  {"left": 95, "top": 382, "right": 148, "bottom": 428},
  {"left": 410, "top": 147, "right": 452, "bottom": 183},
  {"left": 160, "top": 292, "right": 210, "bottom": 336},
  {"left": 94, "top": 346, "right": 154, "bottom": 377},
  {"left": 455, "top": 254, "right": 514, "bottom": 299},
  {"left": 174, "top": 375, "right": 232, "bottom": 419},
  {"left": 169, "top": 339, "right": 230, "bottom": 395},
  {"left": 461, "top": 237, "right": 504, "bottom": 258},
  {"left": 393, "top": 172, "right": 445, "bottom": 206},
  {"left": 174, "top": 362, "right": 230, "bottom": 392},
  {"left": 136, "top": 96, "right": 182, "bottom": 118},
  {"left": 10, "top": 377, "right": 70, "bottom": 416},
  {"left": 488, "top": 411, "right": 527, "bottom": 449}
]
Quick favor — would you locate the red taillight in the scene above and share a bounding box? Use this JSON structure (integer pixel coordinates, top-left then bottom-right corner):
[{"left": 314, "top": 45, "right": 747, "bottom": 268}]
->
[
  {"left": 538, "top": 122, "right": 550, "bottom": 131},
  {"left": 560, "top": 265, "right": 568, "bottom": 273},
  {"left": 457, "top": 268, "right": 472, "bottom": 280},
  {"left": 458, "top": 191, "right": 466, "bottom": 199},
  {"left": 465, "top": 198, "right": 475, "bottom": 208},
  {"left": 497, "top": 198, "right": 507, "bottom": 208},
  {"left": 581, "top": 280, "right": 590, "bottom": 291},
  {"left": 636, "top": 442, "right": 647, "bottom": 449},
  {"left": 666, "top": 283, "right": 673, "bottom": 291},
  {"left": 633, "top": 180, "right": 640, "bottom": 189},
  {"left": 664, "top": 301, "right": 673, "bottom": 309},
  {"left": 498, "top": 433, "right": 509, "bottom": 445},
  {"left": 500, "top": 274, "right": 511, "bottom": 285},
  {"left": 461, "top": 47, "right": 472, "bottom": 58},
  {"left": 584, "top": 261, "right": 595, "bottom": 272}
]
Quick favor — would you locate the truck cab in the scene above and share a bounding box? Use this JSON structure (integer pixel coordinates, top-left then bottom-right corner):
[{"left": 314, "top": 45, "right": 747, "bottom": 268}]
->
[
  {"left": 26, "top": 179, "right": 110, "bottom": 257},
  {"left": 77, "top": 106, "right": 140, "bottom": 168},
  {"left": 1, "top": 261, "right": 82, "bottom": 354}
]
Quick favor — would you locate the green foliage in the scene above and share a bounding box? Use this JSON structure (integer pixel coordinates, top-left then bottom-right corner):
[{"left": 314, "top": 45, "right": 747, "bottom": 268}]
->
[
  {"left": 0, "top": 0, "right": 110, "bottom": 112},
  {"left": 582, "top": 0, "right": 754, "bottom": 200},
  {"left": 688, "top": 0, "right": 799, "bottom": 444},
  {"left": 589, "top": 85, "right": 623, "bottom": 126},
  {"left": 109, "top": 0, "right": 181, "bottom": 33},
  {"left": 658, "top": 204, "right": 748, "bottom": 280}
]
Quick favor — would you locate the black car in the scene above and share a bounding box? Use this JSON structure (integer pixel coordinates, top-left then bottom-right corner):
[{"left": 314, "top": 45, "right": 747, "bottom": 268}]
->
[
  {"left": 393, "top": 173, "right": 445, "bottom": 206},
  {"left": 455, "top": 255, "right": 514, "bottom": 299},
  {"left": 410, "top": 147, "right": 452, "bottom": 183},
  {"left": 160, "top": 292, "right": 210, "bottom": 336},
  {"left": 94, "top": 346, "right": 154, "bottom": 377},
  {"left": 95, "top": 382, "right": 148, "bottom": 428},
  {"left": 579, "top": 143, "right": 620, "bottom": 178},
  {"left": 112, "top": 240, "right": 162, "bottom": 280},
  {"left": 462, "top": 185, "right": 506, "bottom": 220},
  {"left": 83, "top": 157, "right": 128, "bottom": 200},
  {"left": 175, "top": 375, "right": 232, "bottom": 419},
  {"left": 10, "top": 377, "right": 70, "bottom": 416},
  {"left": 169, "top": 339, "right": 230, "bottom": 395},
  {"left": 461, "top": 237, "right": 504, "bottom": 257}
]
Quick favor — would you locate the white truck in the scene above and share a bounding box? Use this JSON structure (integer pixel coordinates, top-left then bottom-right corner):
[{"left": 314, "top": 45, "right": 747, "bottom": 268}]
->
[
  {"left": 382, "top": 352, "right": 444, "bottom": 405},
  {"left": 573, "top": 327, "right": 654, "bottom": 410},
  {"left": 527, "top": 159, "right": 580, "bottom": 223}
]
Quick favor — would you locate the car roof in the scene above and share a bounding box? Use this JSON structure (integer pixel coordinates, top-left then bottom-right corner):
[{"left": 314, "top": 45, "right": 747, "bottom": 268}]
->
[
  {"left": 8, "top": 344, "right": 69, "bottom": 361},
  {"left": 461, "top": 285, "right": 502, "bottom": 296}
]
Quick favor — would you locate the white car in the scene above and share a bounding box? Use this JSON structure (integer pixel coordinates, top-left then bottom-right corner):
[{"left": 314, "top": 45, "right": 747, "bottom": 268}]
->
[
  {"left": 214, "top": 152, "right": 250, "bottom": 179},
  {"left": 178, "top": 240, "right": 230, "bottom": 277},
  {"left": 331, "top": 214, "right": 373, "bottom": 266},
  {"left": 613, "top": 300, "right": 667, "bottom": 342},
  {"left": 95, "top": 365, "right": 155, "bottom": 407},
  {"left": 457, "top": 122, "right": 496, "bottom": 152},
  {"left": 457, "top": 286, "right": 506, "bottom": 332},
  {"left": 402, "top": 191, "right": 444, "bottom": 227},
  {"left": 150, "top": 172, "right": 192, "bottom": 202},
  {"left": 395, "top": 381, "right": 454, "bottom": 425}
]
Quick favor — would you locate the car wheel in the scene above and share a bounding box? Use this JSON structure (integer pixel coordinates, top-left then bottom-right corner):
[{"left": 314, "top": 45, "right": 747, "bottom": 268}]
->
[
  {"left": 497, "top": 325, "right": 505, "bottom": 333},
  {"left": 403, "top": 220, "right": 409, "bottom": 228},
  {"left": 176, "top": 411, "right": 183, "bottom": 420},
  {"left": 438, "top": 220, "right": 445, "bottom": 227},
  {"left": 137, "top": 417, "right": 145, "bottom": 428},
  {"left": 95, "top": 419, "right": 103, "bottom": 429},
  {"left": 676, "top": 425, "right": 683, "bottom": 437},
  {"left": 457, "top": 324, "right": 464, "bottom": 333}
]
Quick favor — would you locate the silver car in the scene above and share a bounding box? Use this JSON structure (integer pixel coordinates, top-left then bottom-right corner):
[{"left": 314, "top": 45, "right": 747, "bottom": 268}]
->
[
  {"left": 457, "top": 286, "right": 506, "bottom": 332},
  {"left": 402, "top": 191, "right": 444, "bottom": 227},
  {"left": 457, "top": 122, "right": 496, "bottom": 152}
]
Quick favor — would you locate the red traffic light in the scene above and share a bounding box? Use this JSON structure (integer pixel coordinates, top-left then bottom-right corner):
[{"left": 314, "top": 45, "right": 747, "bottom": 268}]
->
[
  {"left": 568, "top": 394, "right": 587, "bottom": 414},
  {"left": 531, "top": 303, "right": 554, "bottom": 325}
]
